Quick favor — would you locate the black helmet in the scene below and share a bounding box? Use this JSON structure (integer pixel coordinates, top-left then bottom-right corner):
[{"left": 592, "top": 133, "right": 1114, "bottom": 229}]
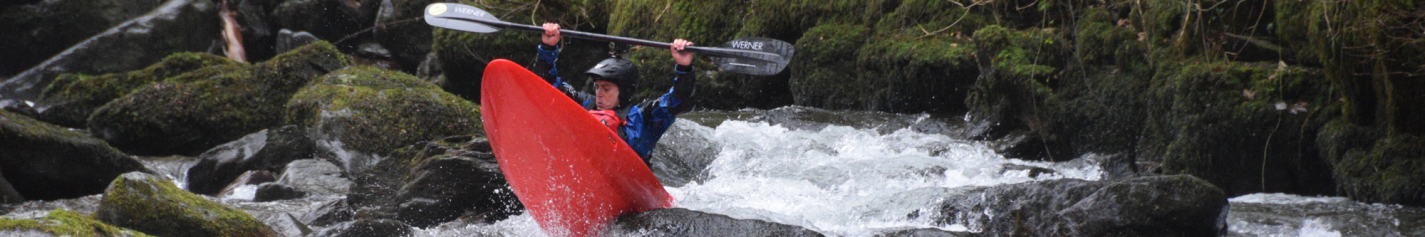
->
[{"left": 585, "top": 57, "right": 639, "bottom": 105}]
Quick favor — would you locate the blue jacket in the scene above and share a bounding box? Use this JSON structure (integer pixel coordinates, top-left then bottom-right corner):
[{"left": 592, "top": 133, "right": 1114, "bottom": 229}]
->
[{"left": 532, "top": 44, "right": 697, "bottom": 164}]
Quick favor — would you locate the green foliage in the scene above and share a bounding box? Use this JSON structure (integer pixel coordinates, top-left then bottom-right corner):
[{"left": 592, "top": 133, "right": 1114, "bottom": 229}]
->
[{"left": 0, "top": 210, "right": 152, "bottom": 237}]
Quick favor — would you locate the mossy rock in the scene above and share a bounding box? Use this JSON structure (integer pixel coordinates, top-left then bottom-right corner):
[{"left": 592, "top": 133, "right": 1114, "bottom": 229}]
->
[
  {"left": 1130, "top": 0, "right": 1277, "bottom": 61},
  {"left": 34, "top": 53, "right": 241, "bottom": 128},
  {"left": 0, "top": 210, "right": 152, "bottom": 237},
  {"left": 0, "top": 109, "right": 149, "bottom": 200},
  {"left": 86, "top": 41, "right": 352, "bottom": 156},
  {"left": 964, "top": 25, "right": 1064, "bottom": 142},
  {"left": 0, "top": 0, "right": 166, "bottom": 75},
  {"left": 1317, "top": 119, "right": 1425, "bottom": 206},
  {"left": 95, "top": 172, "right": 277, "bottom": 237},
  {"left": 1140, "top": 60, "right": 1337, "bottom": 196},
  {"left": 348, "top": 136, "right": 521, "bottom": 227},
  {"left": 433, "top": 0, "right": 609, "bottom": 101},
  {"left": 284, "top": 66, "right": 481, "bottom": 173},
  {"left": 1273, "top": 0, "right": 1425, "bottom": 135}
]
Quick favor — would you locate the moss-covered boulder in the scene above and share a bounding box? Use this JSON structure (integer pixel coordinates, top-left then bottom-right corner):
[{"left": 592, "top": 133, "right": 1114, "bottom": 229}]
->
[
  {"left": 347, "top": 136, "right": 521, "bottom": 228},
  {"left": 284, "top": 66, "right": 481, "bottom": 173},
  {"left": 1139, "top": 60, "right": 1337, "bottom": 196},
  {"left": 34, "top": 53, "right": 240, "bottom": 128},
  {"left": 1318, "top": 120, "right": 1425, "bottom": 206},
  {"left": 86, "top": 41, "right": 351, "bottom": 156},
  {"left": 0, "top": 110, "right": 149, "bottom": 200},
  {"left": 0, "top": 0, "right": 220, "bottom": 105},
  {"left": 0, "top": 210, "right": 152, "bottom": 237},
  {"left": 95, "top": 172, "right": 277, "bottom": 236},
  {"left": 0, "top": 0, "right": 167, "bottom": 75},
  {"left": 433, "top": 0, "right": 609, "bottom": 101}
]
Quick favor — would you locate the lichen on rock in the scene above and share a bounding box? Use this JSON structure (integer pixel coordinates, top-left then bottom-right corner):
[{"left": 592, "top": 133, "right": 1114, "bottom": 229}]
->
[{"left": 95, "top": 172, "right": 277, "bottom": 237}]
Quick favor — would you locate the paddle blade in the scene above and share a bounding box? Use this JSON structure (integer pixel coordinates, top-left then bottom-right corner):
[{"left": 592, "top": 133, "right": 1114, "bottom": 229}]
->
[
  {"left": 709, "top": 37, "right": 795, "bottom": 76},
  {"left": 424, "top": 3, "right": 500, "bottom": 33}
]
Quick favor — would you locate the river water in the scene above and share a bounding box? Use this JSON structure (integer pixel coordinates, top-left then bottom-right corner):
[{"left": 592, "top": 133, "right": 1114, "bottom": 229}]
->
[{"left": 4, "top": 106, "right": 1421, "bottom": 236}]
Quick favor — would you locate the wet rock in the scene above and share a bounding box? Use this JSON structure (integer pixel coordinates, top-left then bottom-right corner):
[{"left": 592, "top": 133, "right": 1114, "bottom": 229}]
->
[
  {"left": 216, "top": 170, "right": 277, "bottom": 199},
  {"left": 414, "top": 52, "right": 443, "bottom": 84},
  {"left": 989, "top": 130, "right": 1074, "bottom": 162},
  {"left": 999, "top": 164, "right": 1055, "bottom": 179},
  {"left": 604, "top": 208, "right": 824, "bottom": 237},
  {"left": 284, "top": 66, "right": 480, "bottom": 174},
  {"left": 927, "top": 175, "right": 1227, "bottom": 236},
  {"left": 95, "top": 172, "right": 278, "bottom": 236},
  {"left": 254, "top": 183, "right": 307, "bottom": 201},
  {"left": 0, "top": 100, "right": 38, "bottom": 118},
  {"left": 186, "top": 125, "right": 315, "bottom": 195},
  {"left": 270, "top": 0, "right": 379, "bottom": 42},
  {"left": 0, "top": 0, "right": 221, "bottom": 106},
  {"left": 230, "top": 0, "right": 281, "bottom": 62},
  {"left": 308, "top": 219, "right": 412, "bottom": 237},
  {"left": 649, "top": 119, "right": 720, "bottom": 187},
  {"left": 0, "top": 210, "right": 150, "bottom": 237},
  {"left": 276, "top": 29, "right": 321, "bottom": 55},
  {"left": 348, "top": 136, "right": 521, "bottom": 228},
  {"left": 373, "top": 0, "right": 438, "bottom": 71},
  {"left": 873, "top": 228, "right": 975, "bottom": 237},
  {"left": 302, "top": 198, "right": 355, "bottom": 227},
  {"left": 0, "top": 110, "right": 148, "bottom": 200},
  {"left": 264, "top": 213, "right": 314, "bottom": 237},
  {"left": 277, "top": 159, "right": 351, "bottom": 196},
  {"left": 34, "top": 52, "right": 239, "bottom": 128},
  {"left": 86, "top": 41, "right": 351, "bottom": 156},
  {"left": 0, "top": 0, "right": 166, "bottom": 76},
  {"left": 0, "top": 168, "right": 23, "bottom": 204}
]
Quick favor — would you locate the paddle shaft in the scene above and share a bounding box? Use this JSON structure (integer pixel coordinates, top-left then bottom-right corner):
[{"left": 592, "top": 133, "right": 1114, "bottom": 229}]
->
[{"left": 455, "top": 17, "right": 778, "bottom": 60}]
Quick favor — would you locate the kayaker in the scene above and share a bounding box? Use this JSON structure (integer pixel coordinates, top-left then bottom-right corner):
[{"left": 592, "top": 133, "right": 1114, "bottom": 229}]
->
[{"left": 531, "top": 22, "right": 697, "bottom": 165}]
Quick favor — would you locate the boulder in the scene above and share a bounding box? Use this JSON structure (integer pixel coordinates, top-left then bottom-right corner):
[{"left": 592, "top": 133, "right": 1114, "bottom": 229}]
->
[
  {"left": 604, "top": 208, "right": 824, "bottom": 237},
  {"left": 186, "top": 125, "right": 315, "bottom": 195},
  {"left": 86, "top": 41, "right": 351, "bottom": 156},
  {"left": 873, "top": 228, "right": 975, "bottom": 237},
  {"left": 347, "top": 136, "right": 521, "bottom": 228},
  {"left": 276, "top": 29, "right": 321, "bottom": 55},
  {"left": 270, "top": 0, "right": 379, "bottom": 43},
  {"left": 34, "top": 52, "right": 240, "bottom": 128},
  {"left": 230, "top": 0, "right": 282, "bottom": 62},
  {"left": 0, "top": 110, "right": 148, "bottom": 200},
  {"left": 301, "top": 198, "right": 355, "bottom": 227},
  {"left": 0, "top": 168, "right": 23, "bottom": 204},
  {"left": 0, "top": 0, "right": 167, "bottom": 75},
  {"left": 372, "top": 0, "right": 440, "bottom": 71},
  {"left": 926, "top": 175, "right": 1227, "bottom": 236},
  {"left": 0, "top": 210, "right": 151, "bottom": 237},
  {"left": 0, "top": 0, "right": 221, "bottom": 106},
  {"left": 277, "top": 159, "right": 351, "bottom": 196},
  {"left": 648, "top": 119, "right": 720, "bottom": 187},
  {"left": 253, "top": 182, "right": 307, "bottom": 201},
  {"left": 95, "top": 172, "right": 278, "bottom": 237},
  {"left": 216, "top": 170, "right": 277, "bottom": 199},
  {"left": 284, "top": 66, "right": 480, "bottom": 174},
  {"left": 1318, "top": 121, "right": 1425, "bottom": 206},
  {"left": 307, "top": 219, "right": 413, "bottom": 237}
]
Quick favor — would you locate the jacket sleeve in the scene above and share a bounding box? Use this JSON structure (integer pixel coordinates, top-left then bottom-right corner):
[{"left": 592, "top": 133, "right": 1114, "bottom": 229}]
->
[
  {"left": 533, "top": 44, "right": 596, "bottom": 105},
  {"left": 623, "top": 64, "right": 697, "bottom": 159}
]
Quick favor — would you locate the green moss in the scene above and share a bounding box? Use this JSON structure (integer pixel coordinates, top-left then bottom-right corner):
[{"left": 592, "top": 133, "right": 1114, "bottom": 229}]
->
[
  {"left": 0, "top": 210, "right": 152, "bottom": 237},
  {"left": 85, "top": 41, "right": 351, "bottom": 156},
  {"left": 34, "top": 53, "right": 241, "bottom": 128},
  {"left": 285, "top": 66, "right": 482, "bottom": 155},
  {"left": 95, "top": 173, "right": 275, "bottom": 236}
]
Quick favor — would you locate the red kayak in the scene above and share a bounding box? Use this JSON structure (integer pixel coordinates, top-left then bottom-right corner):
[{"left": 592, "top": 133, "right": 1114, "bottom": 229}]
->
[{"left": 480, "top": 59, "right": 674, "bottom": 237}]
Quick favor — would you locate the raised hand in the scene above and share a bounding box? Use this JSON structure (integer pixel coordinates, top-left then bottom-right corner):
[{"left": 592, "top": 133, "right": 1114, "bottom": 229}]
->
[
  {"left": 542, "top": 23, "right": 561, "bottom": 46},
  {"left": 670, "top": 39, "right": 694, "bottom": 66}
]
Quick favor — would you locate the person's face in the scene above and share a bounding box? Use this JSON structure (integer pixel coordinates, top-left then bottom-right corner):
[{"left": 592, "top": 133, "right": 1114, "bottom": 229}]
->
[{"left": 594, "top": 80, "right": 619, "bottom": 110}]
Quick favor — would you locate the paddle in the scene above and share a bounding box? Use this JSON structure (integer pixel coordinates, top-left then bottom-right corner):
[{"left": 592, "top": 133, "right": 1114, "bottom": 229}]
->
[{"left": 423, "top": 2, "right": 794, "bottom": 76}]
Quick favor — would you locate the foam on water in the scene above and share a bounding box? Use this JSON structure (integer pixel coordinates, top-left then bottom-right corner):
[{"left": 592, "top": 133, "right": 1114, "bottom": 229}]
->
[{"left": 665, "top": 119, "right": 1100, "bottom": 235}]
